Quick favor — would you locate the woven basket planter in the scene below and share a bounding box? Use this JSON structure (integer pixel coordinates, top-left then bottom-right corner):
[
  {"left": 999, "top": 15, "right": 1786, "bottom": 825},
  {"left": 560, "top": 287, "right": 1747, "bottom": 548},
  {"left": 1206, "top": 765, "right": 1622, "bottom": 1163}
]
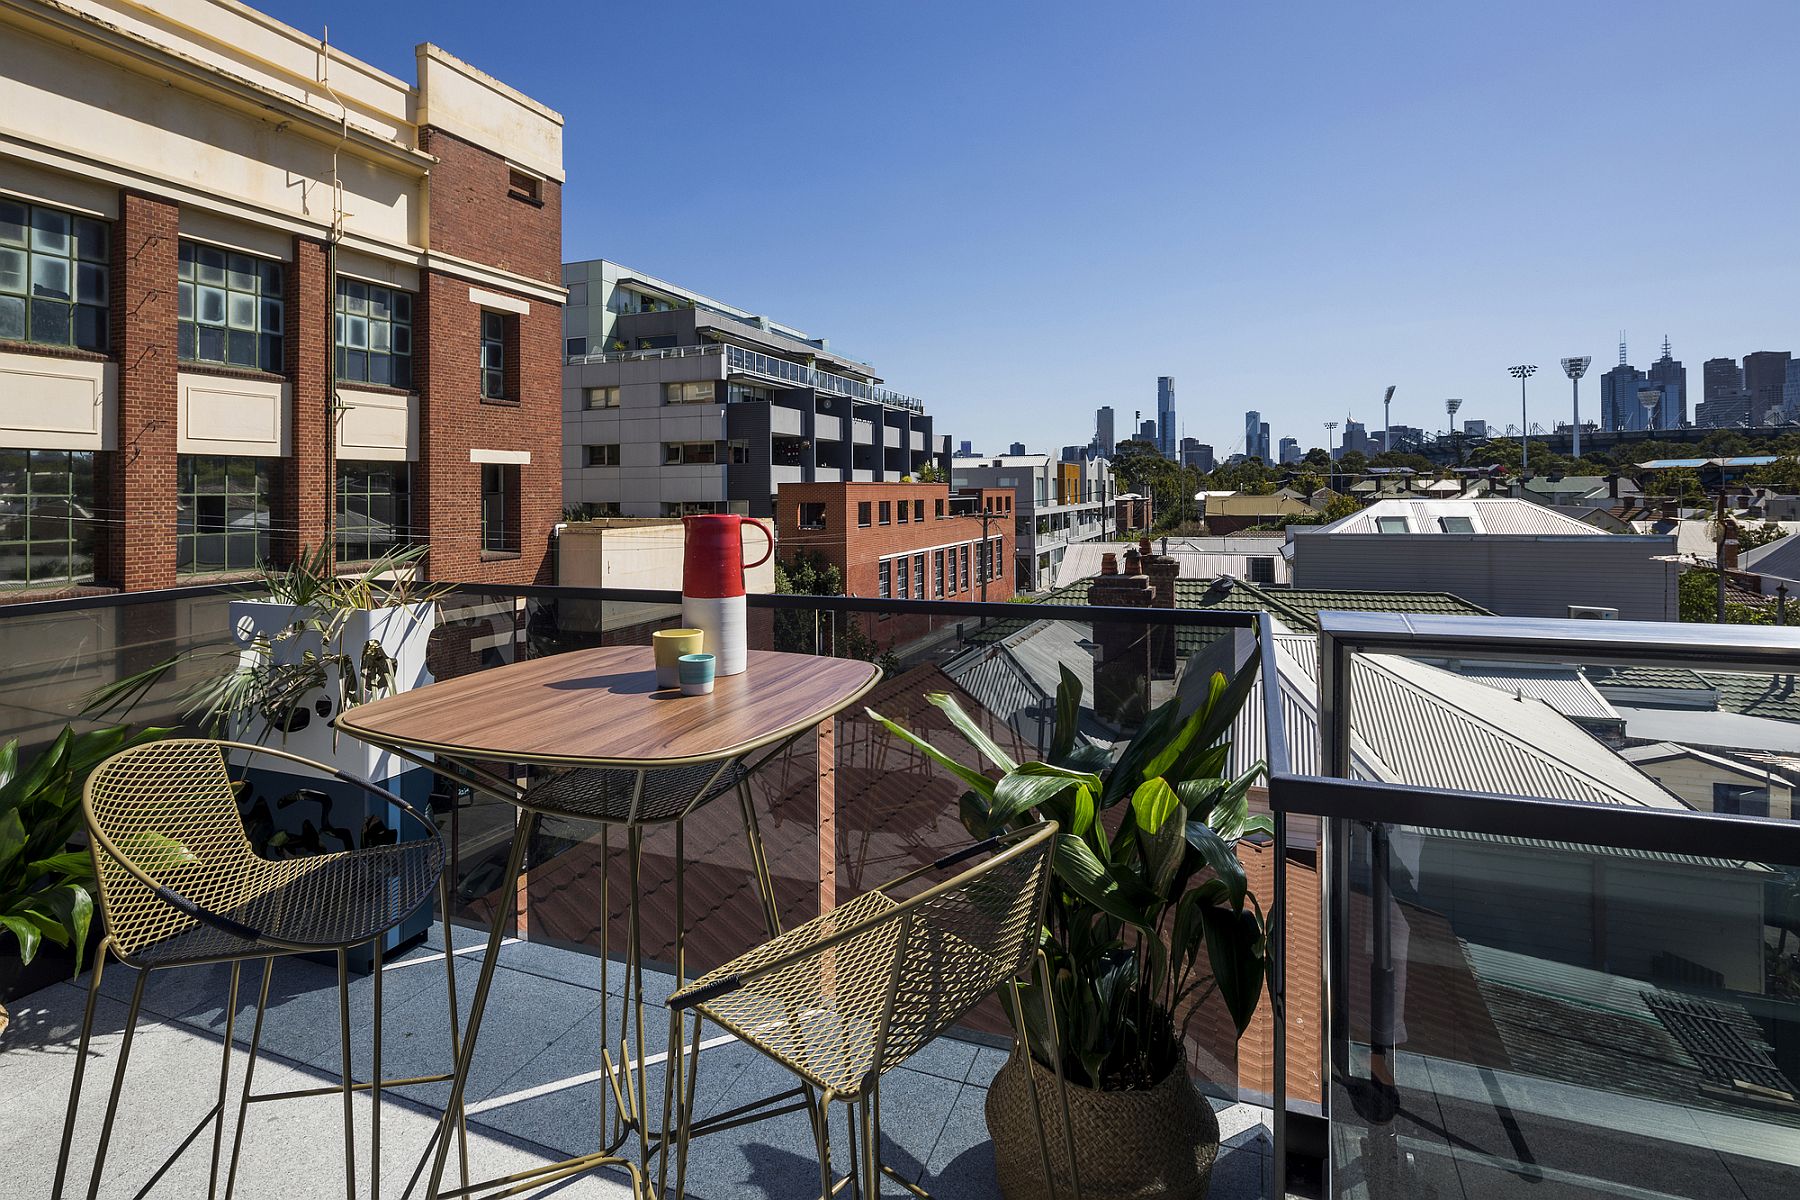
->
[{"left": 986, "top": 1051, "right": 1219, "bottom": 1200}]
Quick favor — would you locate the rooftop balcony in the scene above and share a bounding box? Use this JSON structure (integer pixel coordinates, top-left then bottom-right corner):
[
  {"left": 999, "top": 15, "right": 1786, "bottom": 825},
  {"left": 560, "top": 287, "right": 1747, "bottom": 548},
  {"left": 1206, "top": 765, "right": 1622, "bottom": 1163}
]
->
[
  {"left": 1, "top": 582, "right": 1796, "bottom": 1200},
  {"left": 567, "top": 344, "right": 925, "bottom": 413}
]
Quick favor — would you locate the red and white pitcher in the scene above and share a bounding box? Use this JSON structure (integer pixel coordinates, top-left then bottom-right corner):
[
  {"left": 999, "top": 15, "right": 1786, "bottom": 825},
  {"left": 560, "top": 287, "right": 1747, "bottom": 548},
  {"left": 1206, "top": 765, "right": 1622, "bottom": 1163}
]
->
[{"left": 680, "top": 514, "right": 773, "bottom": 677}]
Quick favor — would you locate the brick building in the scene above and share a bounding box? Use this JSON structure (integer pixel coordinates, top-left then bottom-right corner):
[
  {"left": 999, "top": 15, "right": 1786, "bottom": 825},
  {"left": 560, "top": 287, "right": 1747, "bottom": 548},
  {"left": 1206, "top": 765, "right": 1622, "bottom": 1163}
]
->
[
  {"left": 775, "top": 480, "right": 1014, "bottom": 647},
  {"left": 0, "top": 0, "right": 564, "bottom": 596}
]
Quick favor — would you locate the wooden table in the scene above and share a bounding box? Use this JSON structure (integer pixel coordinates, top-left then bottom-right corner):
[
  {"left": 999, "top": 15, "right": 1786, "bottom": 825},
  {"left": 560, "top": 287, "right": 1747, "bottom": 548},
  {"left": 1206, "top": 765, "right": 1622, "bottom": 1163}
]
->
[{"left": 337, "top": 646, "right": 881, "bottom": 1200}]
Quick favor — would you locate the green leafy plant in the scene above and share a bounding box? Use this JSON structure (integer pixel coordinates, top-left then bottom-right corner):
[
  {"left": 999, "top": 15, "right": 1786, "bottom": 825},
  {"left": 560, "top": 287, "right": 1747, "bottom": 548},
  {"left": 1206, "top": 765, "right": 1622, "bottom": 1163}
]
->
[
  {"left": 85, "top": 545, "right": 448, "bottom": 744},
  {"left": 866, "top": 646, "right": 1268, "bottom": 1090},
  {"left": 0, "top": 726, "right": 167, "bottom": 971}
]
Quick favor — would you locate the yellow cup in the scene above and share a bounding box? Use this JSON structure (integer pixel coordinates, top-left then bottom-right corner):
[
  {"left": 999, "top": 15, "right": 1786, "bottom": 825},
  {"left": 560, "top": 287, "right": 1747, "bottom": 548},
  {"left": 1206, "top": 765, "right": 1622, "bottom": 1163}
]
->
[{"left": 653, "top": 628, "right": 705, "bottom": 688}]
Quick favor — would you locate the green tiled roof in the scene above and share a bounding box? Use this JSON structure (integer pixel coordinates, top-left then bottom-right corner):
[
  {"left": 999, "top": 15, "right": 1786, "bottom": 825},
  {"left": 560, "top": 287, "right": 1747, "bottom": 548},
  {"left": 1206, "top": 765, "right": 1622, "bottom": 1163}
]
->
[
  {"left": 1586, "top": 666, "right": 1713, "bottom": 692},
  {"left": 1701, "top": 671, "right": 1800, "bottom": 723}
]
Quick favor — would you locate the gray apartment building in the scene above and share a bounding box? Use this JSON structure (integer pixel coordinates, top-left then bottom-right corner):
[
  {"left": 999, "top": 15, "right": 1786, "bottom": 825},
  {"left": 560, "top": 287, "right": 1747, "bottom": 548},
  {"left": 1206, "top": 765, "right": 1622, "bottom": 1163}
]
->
[
  {"left": 562, "top": 261, "right": 949, "bottom": 518},
  {"left": 950, "top": 453, "right": 1114, "bottom": 591}
]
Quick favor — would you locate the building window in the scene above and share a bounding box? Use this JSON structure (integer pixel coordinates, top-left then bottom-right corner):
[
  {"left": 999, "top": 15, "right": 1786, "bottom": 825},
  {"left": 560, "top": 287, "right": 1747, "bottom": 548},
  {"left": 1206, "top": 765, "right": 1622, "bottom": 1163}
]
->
[
  {"left": 949, "top": 546, "right": 960, "bottom": 593},
  {"left": 585, "top": 444, "right": 621, "bottom": 467},
  {"left": 1713, "top": 783, "right": 1770, "bottom": 817},
  {"left": 507, "top": 168, "right": 542, "bottom": 204},
  {"left": 480, "top": 312, "right": 508, "bottom": 399},
  {"left": 914, "top": 499, "right": 925, "bottom": 523},
  {"left": 1375, "top": 516, "right": 1410, "bottom": 533},
  {"left": 799, "top": 502, "right": 827, "bottom": 530},
  {"left": 897, "top": 500, "right": 909, "bottom": 524},
  {"left": 661, "top": 500, "right": 725, "bottom": 517},
  {"left": 1438, "top": 516, "right": 1475, "bottom": 533},
  {"left": 664, "top": 381, "right": 715, "bottom": 405},
  {"left": 1247, "top": 557, "right": 1277, "bottom": 585},
  {"left": 896, "top": 557, "right": 909, "bottom": 599},
  {"left": 878, "top": 560, "right": 891, "bottom": 599},
  {"left": 177, "top": 456, "right": 273, "bottom": 575},
  {"left": 335, "top": 279, "right": 412, "bottom": 389},
  {"left": 913, "top": 555, "right": 925, "bottom": 599},
  {"left": 857, "top": 502, "right": 872, "bottom": 528},
  {"left": 0, "top": 201, "right": 108, "bottom": 351},
  {"left": 934, "top": 549, "right": 945, "bottom": 598},
  {"left": 565, "top": 337, "right": 587, "bottom": 357},
  {"left": 585, "top": 386, "right": 620, "bottom": 409},
  {"left": 729, "top": 440, "right": 750, "bottom": 464},
  {"left": 179, "top": 241, "right": 282, "bottom": 371},
  {"left": 960, "top": 544, "right": 970, "bottom": 591},
  {"left": 878, "top": 501, "right": 891, "bottom": 526},
  {"left": 0, "top": 449, "right": 96, "bottom": 588},
  {"left": 336, "top": 461, "right": 411, "bottom": 562},
  {"left": 935, "top": 499, "right": 945, "bottom": 519},
  {"left": 481, "top": 463, "right": 518, "bottom": 555},
  {"left": 977, "top": 540, "right": 988, "bottom": 583},
  {"left": 665, "top": 441, "right": 719, "bottom": 465},
  {"left": 990, "top": 538, "right": 1002, "bottom": 579}
]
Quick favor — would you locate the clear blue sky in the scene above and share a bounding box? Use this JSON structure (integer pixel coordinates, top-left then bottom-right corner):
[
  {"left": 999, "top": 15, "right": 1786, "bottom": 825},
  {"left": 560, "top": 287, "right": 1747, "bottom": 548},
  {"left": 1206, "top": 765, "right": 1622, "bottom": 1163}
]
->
[{"left": 280, "top": 0, "right": 1800, "bottom": 458}]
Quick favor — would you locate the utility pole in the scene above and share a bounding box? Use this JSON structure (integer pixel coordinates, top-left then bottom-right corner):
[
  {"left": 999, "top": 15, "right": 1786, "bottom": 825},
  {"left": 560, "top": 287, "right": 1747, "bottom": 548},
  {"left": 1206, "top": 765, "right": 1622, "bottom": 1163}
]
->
[{"left": 1715, "top": 490, "right": 1738, "bottom": 624}]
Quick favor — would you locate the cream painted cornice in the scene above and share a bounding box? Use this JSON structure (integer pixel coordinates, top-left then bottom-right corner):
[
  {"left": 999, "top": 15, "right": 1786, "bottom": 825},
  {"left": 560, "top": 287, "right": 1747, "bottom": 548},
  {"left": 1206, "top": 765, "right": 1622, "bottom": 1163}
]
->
[{"left": 2, "top": 0, "right": 435, "bottom": 175}]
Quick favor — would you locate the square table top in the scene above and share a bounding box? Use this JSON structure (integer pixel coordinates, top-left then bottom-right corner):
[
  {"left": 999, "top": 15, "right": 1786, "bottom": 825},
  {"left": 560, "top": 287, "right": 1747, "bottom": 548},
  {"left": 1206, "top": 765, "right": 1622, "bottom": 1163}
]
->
[{"left": 336, "top": 645, "right": 882, "bottom": 767}]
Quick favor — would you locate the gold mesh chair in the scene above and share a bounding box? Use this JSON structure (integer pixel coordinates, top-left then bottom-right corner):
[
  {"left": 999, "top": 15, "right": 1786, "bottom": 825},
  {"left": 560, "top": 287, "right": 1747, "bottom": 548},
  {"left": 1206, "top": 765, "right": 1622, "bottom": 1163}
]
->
[
  {"left": 54, "top": 738, "right": 467, "bottom": 1200},
  {"left": 661, "top": 820, "right": 1080, "bottom": 1200}
]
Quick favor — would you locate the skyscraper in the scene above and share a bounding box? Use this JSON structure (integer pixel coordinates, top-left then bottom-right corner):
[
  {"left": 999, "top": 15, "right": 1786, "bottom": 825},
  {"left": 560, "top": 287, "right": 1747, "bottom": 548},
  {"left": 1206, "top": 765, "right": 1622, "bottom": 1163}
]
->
[
  {"left": 1279, "top": 437, "right": 1301, "bottom": 465},
  {"left": 1341, "top": 420, "right": 1370, "bottom": 458},
  {"left": 1008, "top": 441, "right": 1027, "bottom": 456},
  {"left": 1599, "top": 336, "right": 1645, "bottom": 431},
  {"left": 1095, "top": 406, "right": 1115, "bottom": 457},
  {"left": 1138, "top": 418, "right": 1158, "bottom": 443},
  {"left": 1157, "top": 377, "right": 1176, "bottom": 458},
  {"left": 1244, "top": 410, "right": 1269, "bottom": 460},
  {"left": 1744, "top": 351, "right": 1792, "bottom": 426},
  {"left": 1259, "top": 421, "right": 1271, "bottom": 462},
  {"left": 1703, "top": 357, "right": 1742, "bottom": 404},
  {"left": 1642, "top": 336, "right": 1686, "bottom": 429}
]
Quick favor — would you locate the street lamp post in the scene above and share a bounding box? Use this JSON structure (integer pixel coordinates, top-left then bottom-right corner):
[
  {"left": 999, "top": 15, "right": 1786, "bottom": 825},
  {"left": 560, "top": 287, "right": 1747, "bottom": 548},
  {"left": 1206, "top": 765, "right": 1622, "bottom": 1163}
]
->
[
  {"left": 1561, "top": 357, "right": 1591, "bottom": 460},
  {"left": 1508, "top": 364, "right": 1537, "bottom": 471}
]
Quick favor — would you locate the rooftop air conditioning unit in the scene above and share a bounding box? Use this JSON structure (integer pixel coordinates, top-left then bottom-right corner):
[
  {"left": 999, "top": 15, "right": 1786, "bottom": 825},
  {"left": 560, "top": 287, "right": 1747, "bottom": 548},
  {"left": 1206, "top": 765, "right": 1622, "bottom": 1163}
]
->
[{"left": 1568, "top": 605, "right": 1619, "bottom": 620}]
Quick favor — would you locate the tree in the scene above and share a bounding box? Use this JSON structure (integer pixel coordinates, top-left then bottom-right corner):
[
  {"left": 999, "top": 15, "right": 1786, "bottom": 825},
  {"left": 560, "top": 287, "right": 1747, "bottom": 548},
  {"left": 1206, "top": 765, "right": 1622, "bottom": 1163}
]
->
[
  {"left": 1745, "top": 457, "right": 1800, "bottom": 493},
  {"left": 1678, "top": 567, "right": 1772, "bottom": 625},
  {"left": 1303, "top": 447, "right": 1333, "bottom": 470}
]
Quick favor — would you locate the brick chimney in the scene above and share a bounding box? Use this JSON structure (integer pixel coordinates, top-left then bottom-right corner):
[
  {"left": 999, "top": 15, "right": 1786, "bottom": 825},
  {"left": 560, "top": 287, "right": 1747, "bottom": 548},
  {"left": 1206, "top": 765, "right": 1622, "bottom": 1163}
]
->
[
  {"left": 1088, "top": 553, "right": 1155, "bottom": 726},
  {"left": 1140, "top": 535, "right": 1181, "bottom": 677}
]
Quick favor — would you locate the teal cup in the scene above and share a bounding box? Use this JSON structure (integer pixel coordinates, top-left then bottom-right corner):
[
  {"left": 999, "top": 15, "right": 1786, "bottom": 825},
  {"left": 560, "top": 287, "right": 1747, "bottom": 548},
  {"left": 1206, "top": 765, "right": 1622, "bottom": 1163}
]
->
[{"left": 677, "top": 653, "right": 716, "bottom": 696}]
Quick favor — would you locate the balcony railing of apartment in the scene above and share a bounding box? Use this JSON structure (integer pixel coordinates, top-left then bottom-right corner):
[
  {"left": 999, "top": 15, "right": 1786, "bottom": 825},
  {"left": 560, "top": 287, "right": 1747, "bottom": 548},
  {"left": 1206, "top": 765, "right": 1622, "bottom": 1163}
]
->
[
  {"left": 6, "top": 582, "right": 1800, "bottom": 1199},
  {"left": 568, "top": 342, "right": 926, "bottom": 412}
]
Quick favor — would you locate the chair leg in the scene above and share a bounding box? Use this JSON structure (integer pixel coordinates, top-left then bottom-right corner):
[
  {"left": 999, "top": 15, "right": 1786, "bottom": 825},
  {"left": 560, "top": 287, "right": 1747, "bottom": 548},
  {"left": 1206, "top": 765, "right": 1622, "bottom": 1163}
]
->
[
  {"left": 87, "top": 964, "right": 149, "bottom": 1200},
  {"left": 52, "top": 946, "right": 107, "bottom": 1200},
  {"left": 207, "top": 960, "right": 242, "bottom": 1200},
  {"left": 436, "top": 873, "right": 470, "bottom": 1191},
  {"left": 1007, "top": 975, "right": 1060, "bottom": 1200},
  {"left": 811, "top": 1089, "right": 837, "bottom": 1200},
  {"left": 224, "top": 958, "right": 275, "bottom": 1200},
  {"left": 1035, "top": 950, "right": 1082, "bottom": 1200},
  {"left": 337, "top": 949, "right": 357, "bottom": 1200},
  {"left": 736, "top": 778, "right": 782, "bottom": 936},
  {"left": 372, "top": 936, "right": 384, "bottom": 1200}
]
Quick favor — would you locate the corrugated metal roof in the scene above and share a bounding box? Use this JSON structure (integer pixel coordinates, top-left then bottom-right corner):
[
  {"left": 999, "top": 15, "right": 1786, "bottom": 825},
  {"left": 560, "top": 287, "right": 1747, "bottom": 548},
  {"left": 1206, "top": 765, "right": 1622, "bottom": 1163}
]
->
[
  {"left": 1323, "top": 498, "right": 1612, "bottom": 536},
  {"left": 1447, "top": 663, "right": 1622, "bottom": 724},
  {"left": 1051, "top": 542, "right": 1290, "bottom": 589}
]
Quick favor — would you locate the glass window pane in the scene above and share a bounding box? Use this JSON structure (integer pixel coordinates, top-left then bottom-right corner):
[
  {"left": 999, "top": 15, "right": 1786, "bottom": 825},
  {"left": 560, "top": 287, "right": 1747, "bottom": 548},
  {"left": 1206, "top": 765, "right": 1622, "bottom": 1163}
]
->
[
  {"left": 0, "top": 200, "right": 25, "bottom": 246},
  {"left": 29, "top": 299, "right": 70, "bottom": 345},
  {"left": 179, "top": 323, "right": 197, "bottom": 360},
  {"left": 195, "top": 245, "right": 226, "bottom": 285},
  {"left": 346, "top": 315, "right": 367, "bottom": 349},
  {"left": 259, "top": 334, "right": 282, "bottom": 371},
  {"left": 367, "top": 286, "right": 389, "bottom": 321},
  {"left": 178, "top": 240, "right": 195, "bottom": 279},
  {"left": 197, "top": 325, "right": 225, "bottom": 362},
  {"left": 227, "top": 292, "right": 256, "bottom": 331},
  {"left": 367, "top": 353, "right": 390, "bottom": 386},
  {"left": 29, "top": 207, "right": 69, "bottom": 254},
  {"left": 73, "top": 218, "right": 107, "bottom": 263},
  {"left": 74, "top": 305, "right": 106, "bottom": 352},
  {"left": 0, "top": 295, "right": 23, "bottom": 341},
  {"left": 369, "top": 321, "right": 389, "bottom": 352},
  {"left": 30, "top": 256, "right": 70, "bottom": 300},
  {"left": 346, "top": 350, "right": 366, "bottom": 379},
  {"left": 260, "top": 298, "right": 282, "bottom": 334},
  {"left": 393, "top": 291, "right": 411, "bottom": 322},
  {"left": 198, "top": 286, "right": 226, "bottom": 325},
  {"left": 226, "top": 332, "right": 255, "bottom": 367},
  {"left": 75, "top": 263, "right": 106, "bottom": 305},
  {"left": 482, "top": 342, "right": 501, "bottom": 369},
  {"left": 261, "top": 261, "right": 282, "bottom": 293},
  {"left": 391, "top": 325, "right": 410, "bottom": 355},
  {"left": 178, "top": 281, "right": 194, "bottom": 321},
  {"left": 0, "top": 246, "right": 24, "bottom": 294},
  {"left": 227, "top": 253, "right": 256, "bottom": 291},
  {"left": 391, "top": 356, "right": 412, "bottom": 390}
]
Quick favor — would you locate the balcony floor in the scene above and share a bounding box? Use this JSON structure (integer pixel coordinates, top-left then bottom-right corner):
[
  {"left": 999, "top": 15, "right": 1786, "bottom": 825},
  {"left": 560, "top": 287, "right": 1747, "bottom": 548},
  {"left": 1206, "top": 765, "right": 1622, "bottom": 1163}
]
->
[{"left": 2, "top": 929, "right": 1277, "bottom": 1199}]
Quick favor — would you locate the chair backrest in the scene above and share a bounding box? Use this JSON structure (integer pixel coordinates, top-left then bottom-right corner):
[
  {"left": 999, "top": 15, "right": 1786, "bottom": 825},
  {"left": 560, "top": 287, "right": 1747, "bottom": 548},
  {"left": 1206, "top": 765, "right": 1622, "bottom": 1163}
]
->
[
  {"left": 874, "top": 822, "right": 1058, "bottom": 1075},
  {"left": 83, "top": 739, "right": 260, "bottom": 959}
]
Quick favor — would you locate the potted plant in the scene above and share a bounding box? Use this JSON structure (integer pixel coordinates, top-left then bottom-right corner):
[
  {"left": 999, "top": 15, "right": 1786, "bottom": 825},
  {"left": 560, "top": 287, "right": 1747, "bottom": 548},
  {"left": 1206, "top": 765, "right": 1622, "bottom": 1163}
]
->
[
  {"left": 1, "top": 726, "right": 168, "bottom": 1020},
  {"left": 867, "top": 647, "right": 1267, "bottom": 1200}
]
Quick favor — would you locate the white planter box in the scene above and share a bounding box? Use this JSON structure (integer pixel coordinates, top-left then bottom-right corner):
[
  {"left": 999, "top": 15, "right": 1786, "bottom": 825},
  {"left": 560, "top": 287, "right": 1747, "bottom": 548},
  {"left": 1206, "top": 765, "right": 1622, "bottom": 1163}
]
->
[{"left": 226, "top": 598, "right": 437, "bottom": 782}]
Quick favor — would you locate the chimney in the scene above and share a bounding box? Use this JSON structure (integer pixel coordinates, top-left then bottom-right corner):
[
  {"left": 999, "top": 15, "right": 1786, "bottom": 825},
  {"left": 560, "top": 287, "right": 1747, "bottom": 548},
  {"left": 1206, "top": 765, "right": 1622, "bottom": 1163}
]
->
[
  {"left": 1607, "top": 473, "right": 1619, "bottom": 500},
  {"left": 1722, "top": 537, "right": 1740, "bottom": 571},
  {"left": 1139, "top": 538, "right": 1181, "bottom": 678},
  {"left": 1087, "top": 556, "right": 1155, "bottom": 726},
  {"left": 1100, "top": 552, "right": 1118, "bottom": 576},
  {"left": 1661, "top": 498, "right": 1679, "bottom": 520}
]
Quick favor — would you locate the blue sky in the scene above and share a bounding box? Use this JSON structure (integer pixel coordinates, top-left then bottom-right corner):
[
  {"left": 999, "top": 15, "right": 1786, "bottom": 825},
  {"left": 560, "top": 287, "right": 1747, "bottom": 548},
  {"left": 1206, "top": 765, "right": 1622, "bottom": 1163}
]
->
[{"left": 280, "top": 0, "right": 1800, "bottom": 458}]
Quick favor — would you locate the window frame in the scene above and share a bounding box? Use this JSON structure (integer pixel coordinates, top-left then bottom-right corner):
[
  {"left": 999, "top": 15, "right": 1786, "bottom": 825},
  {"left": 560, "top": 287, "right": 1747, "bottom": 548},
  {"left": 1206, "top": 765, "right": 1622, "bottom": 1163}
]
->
[
  {"left": 585, "top": 386, "right": 621, "bottom": 409},
  {"left": 480, "top": 311, "right": 508, "bottom": 400},
  {"left": 878, "top": 501, "right": 891, "bottom": 526},
  {"left": 857, "top": 502, "right": 872, "bottom": 528},
  {"left": 798, "top": 502, "right": 827, "bottom": 530},
  {"left": 585, "top": 444, "right": 621, "bottom": 467},
  {"left": 481, "top": 462, "right": 519, "bottom": 555},
  {"left": 663, "top": 381, "right": 716, "bottom": 406},
  {"left": 0, "top": 448, "right": 97, "bottom": 588},
  {"left": 1375, "top": 516, "right": 1411, "bottom": 534},
  {"left": 878, "top": 560, "right": 891, "bottom": 599},
  {"left": 335, "top": 460, "right": 412, "bottom": 563},
  {"left": 179, "top": 240, "right": 283, "bottom": 373},
  {"left": 334, "top": 277, "right": 413, "bottom": 390},
  {"left": 913, "top": 554, "right": 925, "bottom": 598},
  {"left": 0, "top": 200, "right": 109, "bottom": 352},
  {"left": 176, "top": 455, "right": 274, "bottom": 576}
]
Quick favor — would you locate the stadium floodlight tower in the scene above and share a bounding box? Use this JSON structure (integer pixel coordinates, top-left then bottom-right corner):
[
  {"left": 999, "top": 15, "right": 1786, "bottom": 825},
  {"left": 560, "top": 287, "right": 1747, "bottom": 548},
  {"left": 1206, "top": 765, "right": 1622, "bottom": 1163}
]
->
[
  {"left": 1507, "top": 364, "right": 1538, "bottom": 470},
  {"left": 1382, "top": 385, "right": 1396, "bottom": 453},
  {"left": 1639, "top": 386, "right": 1663, "bottom": 433},
  {"left": 1561, "top": 356, "right": 1591, "bottom": 459},
  {"left": 1445, "top": 398, "right": 1463, "bottom": 464}
]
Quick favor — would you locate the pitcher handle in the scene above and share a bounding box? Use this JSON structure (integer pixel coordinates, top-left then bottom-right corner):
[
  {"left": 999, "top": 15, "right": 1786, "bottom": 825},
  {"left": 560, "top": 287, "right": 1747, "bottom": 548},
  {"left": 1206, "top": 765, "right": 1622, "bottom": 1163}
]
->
[{"left": 744, "top": 517, "right": 774, "bottom": 569}]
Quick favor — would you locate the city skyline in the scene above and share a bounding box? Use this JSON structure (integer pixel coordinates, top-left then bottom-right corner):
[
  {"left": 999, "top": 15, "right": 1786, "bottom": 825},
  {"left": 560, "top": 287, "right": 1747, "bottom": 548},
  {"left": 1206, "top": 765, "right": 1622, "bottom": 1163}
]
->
[{"left": 274, "top": 0, "right": 1800, "bottom": 457}]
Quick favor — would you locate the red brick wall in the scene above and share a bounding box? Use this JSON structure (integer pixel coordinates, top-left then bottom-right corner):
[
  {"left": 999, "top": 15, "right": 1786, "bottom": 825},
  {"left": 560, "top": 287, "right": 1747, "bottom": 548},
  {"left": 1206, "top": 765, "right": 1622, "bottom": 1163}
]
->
[
  {"left": 414, "top": 125, "right": 563, "bottom": 587},
  {"left": 276, "top": 235, "right": 330, "bottom": 565},
  {"left": 102, "top": 192, "right": 180, "bottom": 591},
  {"left": 419, "top": 127, "right": 562, "bottom": 287}
]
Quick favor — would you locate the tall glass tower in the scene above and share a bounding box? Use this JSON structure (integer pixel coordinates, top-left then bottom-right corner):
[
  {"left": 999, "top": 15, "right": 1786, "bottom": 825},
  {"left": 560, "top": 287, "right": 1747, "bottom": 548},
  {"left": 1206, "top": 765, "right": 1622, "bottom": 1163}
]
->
[{"left": 1157, "top": 377, "right": 1176, "bottom": 458}]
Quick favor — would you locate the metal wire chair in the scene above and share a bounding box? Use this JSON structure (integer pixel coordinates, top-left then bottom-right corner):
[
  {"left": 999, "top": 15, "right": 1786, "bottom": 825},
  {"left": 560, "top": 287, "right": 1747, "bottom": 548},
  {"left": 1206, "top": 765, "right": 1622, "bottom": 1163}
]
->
[
  {"left": 661, "top": 820, "right": 1081, "bottom": 1200},
  {"left": 54, "top": 738, "right": 468, "bottom": 1200}
]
